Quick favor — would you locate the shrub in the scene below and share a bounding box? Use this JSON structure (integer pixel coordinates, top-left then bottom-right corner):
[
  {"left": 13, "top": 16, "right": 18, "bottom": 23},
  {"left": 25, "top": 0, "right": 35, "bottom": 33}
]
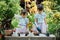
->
[{"left": 0, "top": 0, "right": 21, "bottom": 29}]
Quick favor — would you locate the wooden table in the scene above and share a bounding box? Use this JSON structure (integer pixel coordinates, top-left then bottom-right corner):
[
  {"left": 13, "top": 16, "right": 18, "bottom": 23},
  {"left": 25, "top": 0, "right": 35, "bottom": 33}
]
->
[{"left": 5, "top": 36, "right": 56, "bottom": 40}]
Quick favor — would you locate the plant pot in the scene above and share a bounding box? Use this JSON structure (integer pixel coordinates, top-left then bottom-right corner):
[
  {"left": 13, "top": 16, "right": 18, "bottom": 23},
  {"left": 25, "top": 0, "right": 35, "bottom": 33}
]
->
[
  {"left": 5, "top": 30, "right": 13, "bottom": 36},
  {"left": 0, "top": 34, "right": 2, "bottom": 38}
]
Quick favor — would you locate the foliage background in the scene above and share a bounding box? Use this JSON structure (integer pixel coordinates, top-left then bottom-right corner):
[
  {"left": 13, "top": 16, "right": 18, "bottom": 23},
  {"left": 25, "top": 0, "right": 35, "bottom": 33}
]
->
[
  {"left": 0, "top": 0, "right": 21, "bottom": 29},
  {"left": 0, "top": 0, "right": 60, "bottom": 36},
  {"left": 43, "top": 0, "right": 60, "bottom": 36}
]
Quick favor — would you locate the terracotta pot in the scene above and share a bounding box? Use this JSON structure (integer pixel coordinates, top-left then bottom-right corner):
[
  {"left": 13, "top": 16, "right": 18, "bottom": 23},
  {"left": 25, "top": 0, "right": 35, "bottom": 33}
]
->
[
  {"left": 5, "top": 30, "right": 13, "bottom": 36},
  {"left": 0, "top": 34, "right": 2, "bottom": 38}
]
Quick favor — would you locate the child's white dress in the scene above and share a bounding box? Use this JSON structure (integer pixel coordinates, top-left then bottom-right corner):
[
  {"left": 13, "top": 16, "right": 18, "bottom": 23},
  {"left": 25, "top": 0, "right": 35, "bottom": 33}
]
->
[
  {"left": 34, "top": 12, "right": 47, "bottom": 33},
  {"left": 17, "top": 16, "right": 29, "bottom": 33}
]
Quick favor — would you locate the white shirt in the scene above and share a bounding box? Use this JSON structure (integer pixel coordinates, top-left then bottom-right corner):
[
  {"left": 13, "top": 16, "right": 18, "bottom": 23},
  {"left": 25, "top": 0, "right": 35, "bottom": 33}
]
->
[{"left": 34, "top": 12, "right": 46, "bottom": 23}]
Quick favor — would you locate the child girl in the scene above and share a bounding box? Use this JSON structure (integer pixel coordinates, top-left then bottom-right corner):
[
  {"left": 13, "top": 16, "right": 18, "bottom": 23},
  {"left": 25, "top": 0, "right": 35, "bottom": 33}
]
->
[
  {"left": 17, "top": 9, "right": 29, "bottom": 34},
  {"left": 34, "top": 4, "right": 47, "bottom": 33}
]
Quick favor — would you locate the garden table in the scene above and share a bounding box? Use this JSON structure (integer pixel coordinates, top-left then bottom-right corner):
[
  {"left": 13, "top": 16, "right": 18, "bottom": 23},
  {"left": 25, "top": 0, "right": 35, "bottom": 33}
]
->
[{"left": 5, "top": 36, "right": 56, "bottom": 40}]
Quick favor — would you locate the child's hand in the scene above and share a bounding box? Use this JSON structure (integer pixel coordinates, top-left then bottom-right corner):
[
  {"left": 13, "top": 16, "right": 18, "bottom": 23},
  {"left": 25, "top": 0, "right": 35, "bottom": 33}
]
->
[
  {"left": 30, "top": 29, "right": 33, "bottom": 32},
  {"left": 13, "top": 29, "right": 16, "bottom": 32}
]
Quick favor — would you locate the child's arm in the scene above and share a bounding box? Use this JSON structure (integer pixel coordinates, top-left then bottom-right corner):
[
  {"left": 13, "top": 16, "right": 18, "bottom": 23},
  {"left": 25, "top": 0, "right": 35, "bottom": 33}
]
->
[
  {"left": 26, "top": 18, "right": 29, "bottom": 28},
  {"left": 35, "top": 18, "right": 38, "bottom": 27},
  {"left": 44, "top": 17, "right": 48, "bottom": 31},
  {"left": 44, "top": 18, "right": 47, "bottom": 25},
  {"left": 26, "top": 23, "right": 29, "bottom": 28},
  {"left": 44, "top": 12, "right": 47, "bottom": 25},
  {"left": 35, "top": 18, "right": 38, "bottom": 23},
  {"left": 34, "top": 14, "right": 38, "bottom": 27}
]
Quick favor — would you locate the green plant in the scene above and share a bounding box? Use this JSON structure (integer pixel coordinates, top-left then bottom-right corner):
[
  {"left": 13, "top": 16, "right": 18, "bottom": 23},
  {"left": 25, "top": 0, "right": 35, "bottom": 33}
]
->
[
  {"left": 27, "top": 13, "right": 35, "bottom": 23},
  {"left": 0, "top": 1, "right": 8, "bottom": 21},
  {"left": 0, "top": 0, "right": 20, "bottom": 29},
  {"left": 11, "top": 18, "right": 19, "bottom": 28},
  {"left": 42, "top": 1, "right": 60, "bottom": 35}
]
